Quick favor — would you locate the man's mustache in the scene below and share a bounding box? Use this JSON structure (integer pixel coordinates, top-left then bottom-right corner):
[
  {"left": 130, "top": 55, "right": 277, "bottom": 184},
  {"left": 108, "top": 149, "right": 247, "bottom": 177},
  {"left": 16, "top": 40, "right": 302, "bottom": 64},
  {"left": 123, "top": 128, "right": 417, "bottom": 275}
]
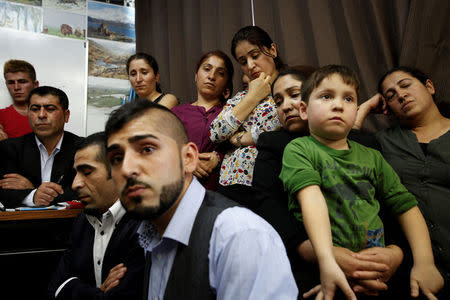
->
[{"left": 121, "top": 177, "right": 152, "bottom": 200}]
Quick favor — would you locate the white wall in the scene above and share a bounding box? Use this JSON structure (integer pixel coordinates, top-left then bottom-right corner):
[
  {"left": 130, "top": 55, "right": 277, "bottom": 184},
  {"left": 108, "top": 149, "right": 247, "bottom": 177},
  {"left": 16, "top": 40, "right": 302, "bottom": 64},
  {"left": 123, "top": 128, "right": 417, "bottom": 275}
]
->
[{"left": 0, "top": 27, "right": 88, "bottom": 137}]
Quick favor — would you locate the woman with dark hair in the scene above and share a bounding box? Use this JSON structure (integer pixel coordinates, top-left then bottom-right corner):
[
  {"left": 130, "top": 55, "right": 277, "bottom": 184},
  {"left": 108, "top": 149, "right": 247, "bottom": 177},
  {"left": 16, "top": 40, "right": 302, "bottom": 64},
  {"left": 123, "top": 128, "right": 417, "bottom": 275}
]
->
[
  {"left": 172, "top": 50, "right": 234, "bottom": 190},
  {"left": 355, "top": 66, "right": 448, "bottom": 298},
  {"left": 126, "top": 53, "right": 178, "bottom": 108},
  {"left": 210, "top": 26, "right": 284, "bottom": 199}
]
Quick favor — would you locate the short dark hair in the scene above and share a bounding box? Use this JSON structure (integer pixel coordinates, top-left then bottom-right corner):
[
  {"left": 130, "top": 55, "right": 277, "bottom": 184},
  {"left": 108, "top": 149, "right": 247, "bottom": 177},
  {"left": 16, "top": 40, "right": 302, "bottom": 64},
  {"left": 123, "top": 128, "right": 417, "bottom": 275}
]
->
[
  {"left": 301, "top": 65, "right": 360, "bottom": 104},
  {"left": 27, "top": 86, "right": 69, "bottom": 110},
  {"left": 195, "top": 50, "right": 234, "bottom": 102},
  {"left": 75, "top": 132, "right": 111, "bottom": 178},
  {"left": 231, "top": 26, "right": 285, "bottom": 71},
  {"left": 271, "top": 67, "right": 314, "bottom": 95},
  {"left": 3, "top": 59, "right": 36, "bottom": 81},
  {"left": 105, "top": 100, "right": 189, "bottom": 147},
  {"left": 378, "top": 66, "right": 435, "bottom": 100},
  {"left": 126, "top": 52, "right": 162, "bottom": 93}
]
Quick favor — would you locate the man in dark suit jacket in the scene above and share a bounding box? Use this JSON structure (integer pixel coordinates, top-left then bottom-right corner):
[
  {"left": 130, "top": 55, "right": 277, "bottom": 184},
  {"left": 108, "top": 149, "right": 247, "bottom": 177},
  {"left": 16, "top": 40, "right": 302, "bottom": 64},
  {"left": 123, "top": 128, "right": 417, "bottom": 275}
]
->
[
  {"left": 48, "top": 132, "right": 144, "bottom": 299},
  {"left": 0, "top": 86, "right": 83, "bottom": 208}
]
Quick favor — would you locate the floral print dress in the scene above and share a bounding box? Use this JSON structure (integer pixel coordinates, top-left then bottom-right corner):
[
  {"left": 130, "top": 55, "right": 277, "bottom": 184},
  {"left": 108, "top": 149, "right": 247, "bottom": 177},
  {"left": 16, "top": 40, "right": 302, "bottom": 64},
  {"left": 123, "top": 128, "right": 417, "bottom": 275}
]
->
[{"left": 209, "top": 90, "right": 281, "bottom": 186}]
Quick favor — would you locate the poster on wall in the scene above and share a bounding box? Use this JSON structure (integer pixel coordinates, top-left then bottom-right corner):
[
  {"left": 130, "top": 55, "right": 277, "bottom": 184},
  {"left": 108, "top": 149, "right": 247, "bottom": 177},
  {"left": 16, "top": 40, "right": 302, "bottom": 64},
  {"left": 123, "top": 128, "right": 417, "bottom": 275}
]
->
[
  {"left": 92, "top": 0, "right": 124, "bottom": 6},
  {"left": 88, "top": 37, "right": 135, "bottom": 79},
  {"left": 42, "top": 0, "right": 86, "bottom": 15},
  {"left": 0, "top": 27, "right": 87, "bottom": 137},
  {"left": 87, "top": 0, "right": 135, "bottom": 43},
  {"left": 86, "top": 75, "right": 130, "bottom": 135},
  {"left": 7, "top": 0, "right": 42, "bottom": 6},
  {"left": 1, "top": 1, "right": 43, "bottom": 33},
  {"left": 43, "top": 7, "right": 86, "bottom": 39}
]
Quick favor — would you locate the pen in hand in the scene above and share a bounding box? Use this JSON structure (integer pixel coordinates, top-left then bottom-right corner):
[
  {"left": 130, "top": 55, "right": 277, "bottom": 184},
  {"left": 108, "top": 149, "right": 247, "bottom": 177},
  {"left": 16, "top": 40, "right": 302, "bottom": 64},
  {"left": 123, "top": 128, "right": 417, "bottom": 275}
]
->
[{"left": 56, "top": 174, "right": 64, "bottom": 185}]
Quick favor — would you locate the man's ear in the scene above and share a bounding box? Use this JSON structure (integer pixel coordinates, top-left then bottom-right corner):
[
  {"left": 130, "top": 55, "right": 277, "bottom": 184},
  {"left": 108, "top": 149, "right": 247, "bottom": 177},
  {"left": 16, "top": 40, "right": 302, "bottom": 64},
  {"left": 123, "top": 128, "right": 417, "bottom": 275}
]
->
[
  {"left": 34, "top": 80, "right": 39, "bottom": 88},
  {"left": 181, "top": 142, "right": 199, "bottom": 174},
  {"left": 64, "top": 109, "right": 70, "bottom": 123},
  {"left": 299, "top": 101, "right": 308, "bottom": 121}
]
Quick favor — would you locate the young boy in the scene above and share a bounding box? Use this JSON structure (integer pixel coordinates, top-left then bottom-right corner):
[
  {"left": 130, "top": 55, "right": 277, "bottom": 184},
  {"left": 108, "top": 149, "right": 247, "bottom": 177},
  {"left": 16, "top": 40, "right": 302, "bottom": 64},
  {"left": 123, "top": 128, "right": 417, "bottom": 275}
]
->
[{"left": 280, "top": 65, "right": 443, "bottom": 299}]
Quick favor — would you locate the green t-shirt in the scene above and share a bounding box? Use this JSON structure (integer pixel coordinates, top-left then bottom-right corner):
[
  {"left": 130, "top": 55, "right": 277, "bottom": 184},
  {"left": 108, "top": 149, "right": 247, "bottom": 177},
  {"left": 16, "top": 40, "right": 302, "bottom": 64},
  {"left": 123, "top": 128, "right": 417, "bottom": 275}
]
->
[{"left": 280, "top": 136, "right": 417, "bottom": 252}]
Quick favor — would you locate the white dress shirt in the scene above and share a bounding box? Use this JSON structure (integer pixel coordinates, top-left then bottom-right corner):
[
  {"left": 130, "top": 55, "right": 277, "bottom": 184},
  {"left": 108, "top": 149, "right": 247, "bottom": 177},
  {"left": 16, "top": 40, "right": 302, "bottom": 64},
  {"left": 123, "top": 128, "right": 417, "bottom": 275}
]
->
[
  {"left": 138, "top": 178, "right": 298, "bottom": 300},
  {"left": 55, "top": 200, "right": 126, "bottom": 297},
  {"left": 23, "top": 134, "right": 64, "bottom": 206}
]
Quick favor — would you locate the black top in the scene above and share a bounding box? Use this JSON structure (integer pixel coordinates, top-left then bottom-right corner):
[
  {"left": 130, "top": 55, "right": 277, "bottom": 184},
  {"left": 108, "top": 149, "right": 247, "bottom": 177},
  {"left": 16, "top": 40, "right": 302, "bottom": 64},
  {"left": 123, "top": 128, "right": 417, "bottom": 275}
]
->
[
  {"left": 0, "top": 131, "right": 84, "bottom": 208},
  {"left": 376, "top": 126, "right": 450, "bottom": 283}
]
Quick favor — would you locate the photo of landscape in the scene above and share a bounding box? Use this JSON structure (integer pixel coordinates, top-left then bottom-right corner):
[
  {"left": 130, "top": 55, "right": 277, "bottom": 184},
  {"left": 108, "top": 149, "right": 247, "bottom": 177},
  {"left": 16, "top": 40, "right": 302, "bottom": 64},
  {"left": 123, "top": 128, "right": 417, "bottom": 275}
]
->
[
  {"left": 8, "top": 0, "right": 42, "bottom": 6},
  {"left": 43, "top": 0, "right": 86, "bottom": 15},
  {"left": 0, "top": 2, "right": 5, "bottom": 27},
  {"left": 43, "top": 7, "right": 86, "bottom": 39},
  {"left": 87, "top": 0, "right": 135, "bottom": 43},
  {"left": 87, "top": 75, "right": 130, "bottom": 135},
  {"left": 88, "top": 37, "right": 135, "bottom": 79}
]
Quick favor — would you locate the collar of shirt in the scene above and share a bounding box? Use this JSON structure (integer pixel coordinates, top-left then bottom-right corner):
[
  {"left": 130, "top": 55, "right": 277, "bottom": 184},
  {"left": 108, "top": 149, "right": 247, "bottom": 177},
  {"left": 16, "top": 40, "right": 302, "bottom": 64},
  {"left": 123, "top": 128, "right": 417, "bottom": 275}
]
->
[
  {"left": 86, "top": 199, "right": 127, "bottom": 228},
  {"left": 35, "top": 132, "right": 64, "bottom": 158},
  {"left": 137, "top": 177, "right": 205, "bottom": 251},
  {"left": 35, "top": 133, "right": 64, "bottom": 183}
]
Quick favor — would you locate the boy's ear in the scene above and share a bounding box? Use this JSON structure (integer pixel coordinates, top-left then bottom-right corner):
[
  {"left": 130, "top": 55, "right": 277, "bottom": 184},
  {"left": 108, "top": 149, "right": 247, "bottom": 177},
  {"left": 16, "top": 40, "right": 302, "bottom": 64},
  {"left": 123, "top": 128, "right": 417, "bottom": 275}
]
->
[{"left": 299, "top": 101, "right": 308, "bottom": 121}]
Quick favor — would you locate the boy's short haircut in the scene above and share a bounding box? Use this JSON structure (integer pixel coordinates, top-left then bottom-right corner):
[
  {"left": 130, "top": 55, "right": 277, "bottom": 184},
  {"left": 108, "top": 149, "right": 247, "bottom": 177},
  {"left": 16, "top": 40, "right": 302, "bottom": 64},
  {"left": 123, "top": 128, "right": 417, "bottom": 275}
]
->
[
  {"left": 301, "top": 65, "right": 360, "bottom": 104},
  {"left": 3, "top": 59, "right": 36, "bottom": 81}
]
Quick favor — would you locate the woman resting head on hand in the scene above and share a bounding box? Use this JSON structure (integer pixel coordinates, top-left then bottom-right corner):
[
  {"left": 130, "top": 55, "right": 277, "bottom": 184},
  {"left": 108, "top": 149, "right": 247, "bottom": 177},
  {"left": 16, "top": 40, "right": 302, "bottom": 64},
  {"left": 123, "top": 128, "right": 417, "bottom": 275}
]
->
[
  {"left": 209, "top": 25, "right": 284, "bottom": 199},
  {"left": 126, "top": 52, "right": 178, "bottom": 109}
]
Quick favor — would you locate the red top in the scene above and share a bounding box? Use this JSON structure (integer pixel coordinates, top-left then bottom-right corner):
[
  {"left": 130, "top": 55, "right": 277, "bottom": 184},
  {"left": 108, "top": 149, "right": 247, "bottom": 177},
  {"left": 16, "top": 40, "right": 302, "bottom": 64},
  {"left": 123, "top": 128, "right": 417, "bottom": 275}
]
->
[{"left": 0, "top": 105, "right": 32, "bottom": 138}]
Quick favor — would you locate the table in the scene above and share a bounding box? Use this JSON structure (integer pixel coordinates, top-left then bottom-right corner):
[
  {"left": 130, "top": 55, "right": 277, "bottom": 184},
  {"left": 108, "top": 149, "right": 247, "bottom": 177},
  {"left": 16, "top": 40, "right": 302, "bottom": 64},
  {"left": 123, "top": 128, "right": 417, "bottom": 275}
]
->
[{"left": 0, "top": 209, "right": 82, "bottom": 299}]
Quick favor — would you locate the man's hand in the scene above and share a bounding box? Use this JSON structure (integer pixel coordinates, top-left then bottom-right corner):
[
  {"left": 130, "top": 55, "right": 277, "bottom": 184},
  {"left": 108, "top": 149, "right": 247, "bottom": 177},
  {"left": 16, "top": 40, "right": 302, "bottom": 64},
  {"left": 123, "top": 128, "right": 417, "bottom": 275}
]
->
[
  {"left": 33, "top": 182, "right": 64, "bottom": 206},
  {"left": 353, "top": 245, "right": 403, "bottom": 282},
  {"left": 0, "top": 126, "right": 8, "bottom": 141},
  {"left": 335, "top": 245, "right": 403, "bottom": 295},
  {"left": 100, "top": 263, "right": 127, "bottom": 293},
  {"left": 0, "top": 173, "right": 34, "bottom": 190}
]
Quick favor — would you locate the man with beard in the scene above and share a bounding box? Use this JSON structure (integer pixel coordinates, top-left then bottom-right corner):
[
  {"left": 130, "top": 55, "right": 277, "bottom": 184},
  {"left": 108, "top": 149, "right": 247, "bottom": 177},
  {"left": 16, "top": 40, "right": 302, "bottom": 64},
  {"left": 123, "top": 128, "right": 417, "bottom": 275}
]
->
[
  {"left": 48, "top": 132, "right": 144, "bottom": 300},
  {"left": 105, "top": 100, "right": 298, "bottom": 300},
  {"left": 0, "top": 86, "right": 81, "bottom": 208}
]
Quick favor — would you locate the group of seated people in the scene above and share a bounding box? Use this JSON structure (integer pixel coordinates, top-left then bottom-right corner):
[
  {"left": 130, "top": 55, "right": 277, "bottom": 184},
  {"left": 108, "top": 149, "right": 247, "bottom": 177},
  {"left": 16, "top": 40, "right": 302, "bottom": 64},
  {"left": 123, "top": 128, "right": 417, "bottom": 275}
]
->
[{"left": 0, "top": 25, "right": 448, "bottom": 300}]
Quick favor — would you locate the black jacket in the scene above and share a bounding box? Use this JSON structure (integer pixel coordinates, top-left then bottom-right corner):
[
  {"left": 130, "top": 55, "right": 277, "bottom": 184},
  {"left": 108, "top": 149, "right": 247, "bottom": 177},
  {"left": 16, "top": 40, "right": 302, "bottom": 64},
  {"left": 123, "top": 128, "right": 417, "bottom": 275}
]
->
[
  {"left": 0, "top": 131, "right": 83, "bottom": 208},
  {"left": 48, "top": 211, "right": 144, "bottom": 300}
]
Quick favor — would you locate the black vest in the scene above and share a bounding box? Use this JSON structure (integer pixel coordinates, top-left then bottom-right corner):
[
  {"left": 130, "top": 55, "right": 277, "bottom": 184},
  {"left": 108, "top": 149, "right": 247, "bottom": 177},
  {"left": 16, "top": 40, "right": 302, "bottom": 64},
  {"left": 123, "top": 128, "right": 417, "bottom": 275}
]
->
[{"left": 143, "top": 191, "right": 239, "bottom": 300}]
